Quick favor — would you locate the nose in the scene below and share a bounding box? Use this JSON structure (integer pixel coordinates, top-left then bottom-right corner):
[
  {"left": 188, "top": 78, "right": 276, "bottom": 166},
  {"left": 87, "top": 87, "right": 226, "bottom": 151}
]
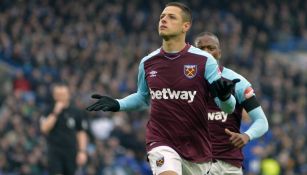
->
[
  {"left": 203, "top": 47, "right": 209, "bottom": 52},
  {"left": 160, "top": 16, "right": 167, "bottom": 24}
]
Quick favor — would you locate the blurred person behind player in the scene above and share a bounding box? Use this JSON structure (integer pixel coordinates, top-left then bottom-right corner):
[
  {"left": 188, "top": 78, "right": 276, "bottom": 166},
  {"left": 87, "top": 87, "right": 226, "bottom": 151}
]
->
[
  {"left": 40, "top": 83, "right": 88, "bottom": 175},
  {"left": 195, "top": 32, "right": 269, "bottom": 175},
  {"left": 87, "top": 2, "right": 239, "bottom": 175}
]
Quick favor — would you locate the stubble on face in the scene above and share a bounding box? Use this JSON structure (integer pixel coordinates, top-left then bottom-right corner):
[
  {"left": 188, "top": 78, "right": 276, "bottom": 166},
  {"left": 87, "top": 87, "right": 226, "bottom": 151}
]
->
[
  {"left": 158, "top": 6, "right": 184, "bottom": 39},
  {"left": 196, "top": 35, "right": 221, "bottom": 59}
]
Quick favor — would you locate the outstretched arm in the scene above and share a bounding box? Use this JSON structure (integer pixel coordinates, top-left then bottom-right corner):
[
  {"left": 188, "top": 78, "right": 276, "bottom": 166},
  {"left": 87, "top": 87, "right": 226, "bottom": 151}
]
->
[
  {"left": 87, "top": 61, "right": 150, "bottom": 112},
  {"left": 117, "top": 61, "right": 150, "bottom": 111}
]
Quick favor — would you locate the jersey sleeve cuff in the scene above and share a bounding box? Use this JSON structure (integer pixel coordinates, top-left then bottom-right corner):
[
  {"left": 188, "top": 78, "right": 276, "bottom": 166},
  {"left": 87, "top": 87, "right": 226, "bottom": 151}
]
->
[
  {"left": 244, "top": 131, "right": 254, "bottom": 141},
  {"left": 217, "top": 95, "right": 236, "bottom": 114}
]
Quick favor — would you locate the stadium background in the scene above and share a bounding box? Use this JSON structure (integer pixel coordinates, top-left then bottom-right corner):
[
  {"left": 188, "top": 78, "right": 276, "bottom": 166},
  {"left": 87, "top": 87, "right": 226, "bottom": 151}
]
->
[{"left": 0, "top": 0, "right": 306, "bottom": 174}]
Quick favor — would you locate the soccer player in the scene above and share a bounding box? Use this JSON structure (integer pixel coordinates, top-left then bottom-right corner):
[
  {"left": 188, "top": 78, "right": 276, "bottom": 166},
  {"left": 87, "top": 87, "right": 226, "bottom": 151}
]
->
[
  {"left": 194, "top": 32, "right": 269, "bottom": 175},
  {"left": 40, "top": 83, "right": 88, "bottom": 175},
  {"left": 87, "top": 3, "right": 239, "bottom": 175}
]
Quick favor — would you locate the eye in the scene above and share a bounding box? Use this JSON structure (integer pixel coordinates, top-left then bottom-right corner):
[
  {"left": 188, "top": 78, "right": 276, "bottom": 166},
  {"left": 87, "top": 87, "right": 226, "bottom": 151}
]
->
[
  {"left": 208, "top": 46, "right": 216, "bottom": 51},
  {"left": 170, "top": 15, "right": 176, "bottom": 19},
  {"left": 199, "top": 46, "right": 207, "bottom": 50}
]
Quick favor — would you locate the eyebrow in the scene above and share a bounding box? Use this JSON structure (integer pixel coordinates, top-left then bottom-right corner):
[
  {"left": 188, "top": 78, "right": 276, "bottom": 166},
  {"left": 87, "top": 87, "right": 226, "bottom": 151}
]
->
[{"left": 161, "top": 13, "right": 177, "bottom": 16}]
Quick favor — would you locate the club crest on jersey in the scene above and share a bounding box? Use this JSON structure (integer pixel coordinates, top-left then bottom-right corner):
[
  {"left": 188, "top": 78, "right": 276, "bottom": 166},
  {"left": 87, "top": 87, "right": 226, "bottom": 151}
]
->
[
  {"left": 156, "top": 156, "right": 164, "bottom": 167},
  {"left": 184, "top": 65, "right": 197, "bottom": 79}
]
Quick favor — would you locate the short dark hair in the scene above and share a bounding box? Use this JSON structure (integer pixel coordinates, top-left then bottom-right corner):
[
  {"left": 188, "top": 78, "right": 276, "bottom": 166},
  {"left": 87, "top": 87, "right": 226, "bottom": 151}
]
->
[
  {"left": 195, "top": 31, "right": 218, "bottom": 40},
  {"left": 166, "top": 2, "right": 192, "bottom": 23},
  {"left": 194, "top": 31, "right": 220, "bottom": 46},
  {"left": 52, "top": 81, "right": 68, "bottom": 89}
]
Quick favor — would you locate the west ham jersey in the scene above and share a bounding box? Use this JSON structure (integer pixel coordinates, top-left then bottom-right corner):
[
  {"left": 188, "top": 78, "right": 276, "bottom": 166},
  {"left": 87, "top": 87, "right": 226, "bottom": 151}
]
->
[
  {"left": 118, "top": 44, "right": 233, "bottom": 162},
  {"left": 207, "top": 66, "right": 253, "bottom": 167}
]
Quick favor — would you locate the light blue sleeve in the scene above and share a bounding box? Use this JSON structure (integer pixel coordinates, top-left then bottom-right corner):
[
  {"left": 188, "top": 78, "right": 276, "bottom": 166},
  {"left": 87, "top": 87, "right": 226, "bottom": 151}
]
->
[
  {"left": 213, "top": 96, "right": 236, "bottom": 114},
  {"left": 204, "top": 54, "right": 236, "bottom": 113},
  {"left": 117, "top": 61, "right": 150, "bottom": 111},
  {"left": 222, "top": 68, "right": 269, "bottom": 140},
  {"left": 204, "top": 53, "right": 221, "bottom": 84},
  {"left": 244, "top": 107, "right": 269, "bottom": 140},
  {"left": 221, "top": 68, "right": 253, "bottom": 104}
]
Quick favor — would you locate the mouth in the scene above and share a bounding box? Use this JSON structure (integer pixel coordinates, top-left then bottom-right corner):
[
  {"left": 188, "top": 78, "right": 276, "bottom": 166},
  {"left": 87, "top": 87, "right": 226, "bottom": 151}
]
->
[{"left": 160, "top": 25, "right": 167, "bottom": 30}]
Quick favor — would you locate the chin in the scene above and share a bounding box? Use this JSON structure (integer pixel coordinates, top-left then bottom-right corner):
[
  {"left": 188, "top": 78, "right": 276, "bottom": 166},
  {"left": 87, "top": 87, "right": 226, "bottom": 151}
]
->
[
  {"left": 159, "top": 32, "right": 170, "bottom": 38},
  {"left": 159, "top": 31, "right": 166, "bottom": 35}
]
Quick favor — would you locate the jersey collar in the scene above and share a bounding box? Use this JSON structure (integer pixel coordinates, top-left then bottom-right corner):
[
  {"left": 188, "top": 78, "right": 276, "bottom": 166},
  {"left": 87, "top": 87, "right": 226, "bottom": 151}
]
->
[{"left": 159, "top": 43, "right": 191, "bottom": 60}]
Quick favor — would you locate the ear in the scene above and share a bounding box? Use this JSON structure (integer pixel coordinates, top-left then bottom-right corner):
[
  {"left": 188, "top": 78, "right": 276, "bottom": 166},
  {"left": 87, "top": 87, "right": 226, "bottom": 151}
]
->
[
  {"left": 217, "top": 48, "right": 222, "bottom": 59},
  {"left": 182, "top": 22, "right": 191, "bottom": 33}
]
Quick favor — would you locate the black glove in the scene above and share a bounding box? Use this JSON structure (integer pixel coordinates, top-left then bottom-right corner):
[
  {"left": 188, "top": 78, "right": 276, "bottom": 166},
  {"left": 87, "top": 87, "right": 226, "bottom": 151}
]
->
[
  {"left": 210, "top": 78, "right": 240, "bottom": 101},
  {"left": 86, "top": 94, "right": 120, "bottom": 112}
]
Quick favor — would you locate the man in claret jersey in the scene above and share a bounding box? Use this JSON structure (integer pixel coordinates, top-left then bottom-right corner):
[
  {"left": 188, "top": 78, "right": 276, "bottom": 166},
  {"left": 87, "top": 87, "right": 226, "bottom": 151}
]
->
[
  {"left": 87, "top": 3, "right": 239, "bottom": 175},
  {"left": 195, "top": 32, "right": 269, "bottom": 175}
]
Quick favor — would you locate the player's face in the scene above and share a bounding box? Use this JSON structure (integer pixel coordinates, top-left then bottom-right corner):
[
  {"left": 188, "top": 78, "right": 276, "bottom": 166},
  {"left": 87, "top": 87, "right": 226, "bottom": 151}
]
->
[
  {"left": 158, "top": 6, "right": 190, "bottom": 39},
  {"left": 53, "top": 86, "right": 70, "bottom": 103},
  {"left": 196, "top": 35, "right": 221, "bottom": 60}
]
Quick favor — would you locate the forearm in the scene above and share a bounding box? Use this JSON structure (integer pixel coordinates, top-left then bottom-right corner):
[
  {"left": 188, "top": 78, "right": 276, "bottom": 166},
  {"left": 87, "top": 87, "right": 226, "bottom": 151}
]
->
[
  {"left": 244, "top": 106, "right": 269, "bottom": 140},
  {"left": 117, "top": 61, "right": 150, "bottom": 111},
  {"left": 214, "top": 95, "right": 236, "bottom": 114},
  {"left": 118, "top": 92, "right": 149, "bottom": 111},
  {"left": 40, "top": 114, "right": 58, "bottom": 134},
  {"left": 77, "top": 131, "right": 87, "bottom": 152}
]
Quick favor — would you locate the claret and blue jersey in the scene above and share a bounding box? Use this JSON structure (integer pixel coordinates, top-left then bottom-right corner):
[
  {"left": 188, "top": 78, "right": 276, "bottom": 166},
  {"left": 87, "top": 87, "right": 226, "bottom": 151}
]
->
[
  {"left": 118, "top": 44, "right": 236, "bottom": 162},
  {"left": 207, "top": 66, "right": 268, "bottom": 167}
]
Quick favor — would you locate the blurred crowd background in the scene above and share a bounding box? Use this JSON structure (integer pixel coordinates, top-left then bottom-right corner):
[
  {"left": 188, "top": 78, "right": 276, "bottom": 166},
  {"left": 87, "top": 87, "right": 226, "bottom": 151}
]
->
[{"left": 0, "top": 0, "right": 306, "bottom": 174}]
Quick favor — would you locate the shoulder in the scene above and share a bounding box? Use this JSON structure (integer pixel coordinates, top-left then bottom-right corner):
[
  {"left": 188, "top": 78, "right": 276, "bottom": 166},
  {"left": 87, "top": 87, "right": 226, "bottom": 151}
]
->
[
  {"left": 187, "top": 46, "right": 215, "bottom": 60},
  {"left": 221, "top": 67, "right": 250, "bottom": 86},
  {"left": 140, "top": 48, "right": 161, "bottom": 64},
  {"left": 222, "top": 67, "right": 254, "bottom": 102}
]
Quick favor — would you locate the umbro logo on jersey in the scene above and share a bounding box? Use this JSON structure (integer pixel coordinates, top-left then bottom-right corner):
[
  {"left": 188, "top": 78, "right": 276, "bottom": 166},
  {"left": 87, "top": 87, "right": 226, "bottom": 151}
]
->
[
  {"left": 208, "top": 111, "right": 228, "bottom": 122},
  {"left": 149, "top": 70, "right": 157, "bottom": 77},
  {"left": 184, "top": 65, "right": 197, "bottom": 79},
  {"left": 150, "top": 88, "right": 197, "bottom": 103}
]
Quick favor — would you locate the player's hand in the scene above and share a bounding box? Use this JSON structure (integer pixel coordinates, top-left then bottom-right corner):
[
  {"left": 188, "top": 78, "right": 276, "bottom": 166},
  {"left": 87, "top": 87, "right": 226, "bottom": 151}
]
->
[
  {"left": 225, "top": 128, "right": 250, "bottom": 148},
  {"left": 86, "top": 94, "right": 120, "bottom": 112},
  {"left": 53, "top": 102, "right": 66, "bottom": 115},
  {"left": 211, "top": 78, "right": 240, "bottom": 101},
  {"left": 76, "top": 151, "right": 87, "bottom": 166}
]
